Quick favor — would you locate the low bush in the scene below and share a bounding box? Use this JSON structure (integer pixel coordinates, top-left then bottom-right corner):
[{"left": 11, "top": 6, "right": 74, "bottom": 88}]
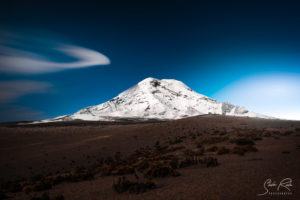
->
[
  {"left": 201, "top": 157, "right": 219, "bottom": 167},
  {"left": 112, "top": 176, "right": 155, "bottom": 194},
  {"left": 142, "top": 162, "right": 180, "bottom": 178},
  {"left": 234, "top": 138, "right": 255, "bottom": 146},
  {"left": 231, "top": 145, "right": 258, "bottom": 156},
  {"left": 262, "top": 131, "right": 272, "bottom": 137},
  {"left": 112, "top": 165, "right": 135, "bottom": 175},
  {"left": 216, "top": 146, "right": 230, "bottom": 155},
  {"left": 22, "top": 181, "right": 52, "bottom": 194},
  {"left": 179, "top": 157, "right": 200, "bottom": 168}
]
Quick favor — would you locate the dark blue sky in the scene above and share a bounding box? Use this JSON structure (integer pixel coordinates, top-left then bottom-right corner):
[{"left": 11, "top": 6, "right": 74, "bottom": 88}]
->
[{"left": 1, "top": 0, "right": 300, "bottom": 121}]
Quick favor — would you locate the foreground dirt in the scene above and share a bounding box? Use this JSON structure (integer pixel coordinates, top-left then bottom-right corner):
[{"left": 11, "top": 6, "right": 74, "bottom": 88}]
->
[{"left": 0, "top": 115, "right": 299, "bottom": 200}]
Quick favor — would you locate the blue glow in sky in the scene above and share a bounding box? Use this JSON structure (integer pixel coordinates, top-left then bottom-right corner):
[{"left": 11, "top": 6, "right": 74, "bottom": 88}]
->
[
  {"left": 213, "top": 74, "right": 300, "bottom": 120},
  {"left": 0, "top": 0, "right": 300, "bottom": 121}
]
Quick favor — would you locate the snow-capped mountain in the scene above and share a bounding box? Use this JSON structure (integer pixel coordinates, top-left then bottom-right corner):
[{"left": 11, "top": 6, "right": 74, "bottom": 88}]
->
[{"left": 40, "top": 77, "right": 272, "bottom": 123}]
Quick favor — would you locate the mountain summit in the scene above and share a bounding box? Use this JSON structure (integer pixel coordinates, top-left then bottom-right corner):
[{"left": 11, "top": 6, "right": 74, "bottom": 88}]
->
[{"left": 42, "top": 77, "right": 271, "bottom": 122}]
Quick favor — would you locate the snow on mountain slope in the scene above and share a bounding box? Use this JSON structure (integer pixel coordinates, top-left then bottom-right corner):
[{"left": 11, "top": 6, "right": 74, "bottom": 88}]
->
[{"left": 39, "top": 77, "right": 272, "bottom": 123}]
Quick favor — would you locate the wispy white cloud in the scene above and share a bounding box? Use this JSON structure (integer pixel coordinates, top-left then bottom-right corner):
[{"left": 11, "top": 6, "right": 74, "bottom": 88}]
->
[
  {"left": 0, "top": 31, "right": 110, "bottom": 74},
  {"left": 0, "top": 80, "right": 52, "bottom": 103}
]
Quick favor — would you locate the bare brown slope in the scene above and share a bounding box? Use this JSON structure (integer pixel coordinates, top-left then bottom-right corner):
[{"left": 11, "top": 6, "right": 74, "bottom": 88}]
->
[{"left": 0, "top": 115, "right": 299, "bottom": 200}]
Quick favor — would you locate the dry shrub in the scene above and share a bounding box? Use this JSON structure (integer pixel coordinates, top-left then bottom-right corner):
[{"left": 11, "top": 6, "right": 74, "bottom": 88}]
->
[
  {"left": 22, "top": 185, "right": 35, "bottom": 194},
  {"left": 262, "top": 131, "right": 272, "bottom": 137},
  {"left": 179, "top": 156, "right": 218, "bottom": 168},
  {"left": 112, "top": 165, "right": 135, "bottom": 175},
  {"left": 234, "top": 138, "right": 255, "bottom": 146},
  {"left": 142, "top": 162, "right": 180, "bottom": 178},
  {"left": 22, "top": 181, "right": 51, "bottom": 194},
  {"left": 272, "top": 131, "right": 281, "bottom": 135},
  {"left": 216, "top": 146, "right": 230, "bottom": 155},
  {"left": 194, "top": 148, "right": 204, "bottom": 156},
  {"left": 167, "top": 145, "right": 185, "bottom": 152},
  {"left": 131, "top": 154, "right": 180, "bottom": 178},
  {"left": 68, "top": 168, "right": 94, "bottom": 182},
  {"left": 183, "top": 148, "right": 203, "bottom": 157},
  {"left": 179, "top": 157, "right": 200, "bottom": 168},
  {"left": 98, "top": 165, "right": 114, "bottom": 176},
  {"left": 231, "top": 145, "right": 258, "bottom": 156},
  {"left": 183, "top": 149, "right": 195, "bottom": 156},
  {"left": 201, "top": 157, "right": 219, "bottom": 167},
  {"left": 22, "top": 168, "right": 94, "bottom": 194},
  {"left": 112, "top": 176, "right": 155, "bottom": 194},
  {"left": 282, "top": 130, "right": 295, "bottom": 135},
  {"left": 144, "top": 154, "right": 179, "bottom": 163}
]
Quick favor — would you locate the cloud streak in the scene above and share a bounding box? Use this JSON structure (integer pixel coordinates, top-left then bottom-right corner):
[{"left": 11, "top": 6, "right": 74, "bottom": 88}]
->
[
  {"left": 0, "top": 80, "right": 52, "bottom": 103},
  {"left": 0, "top": 31, "right": 110, "bottom": 74},
  {"left": 0, "top": 105, "right": 45, "bottom": 122}
]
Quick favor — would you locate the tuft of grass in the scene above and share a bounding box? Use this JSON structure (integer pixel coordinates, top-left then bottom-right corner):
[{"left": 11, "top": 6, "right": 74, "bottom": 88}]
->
[
  {"left": 143, "top": 162, "right": 180, "bottom": 178},
  {"left": 112, "top": 176, "right": 155, "bottom": 194},
  {"left": 112, "top": 165, "right": 135, "bottom": 175},
  {"left": 22, "top": 181, "right": 52, "bottom": 194},
  {"left": 179, "top": 156, "right": 218, "bottom": 168},
  {"left": 179, "top": 157, "right": 200, "bottom": 168}
]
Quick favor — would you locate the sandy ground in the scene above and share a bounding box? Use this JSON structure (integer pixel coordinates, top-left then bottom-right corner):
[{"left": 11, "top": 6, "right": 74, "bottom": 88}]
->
[{"left": 0, "top": 115, "right": 299, "bottom": 200}]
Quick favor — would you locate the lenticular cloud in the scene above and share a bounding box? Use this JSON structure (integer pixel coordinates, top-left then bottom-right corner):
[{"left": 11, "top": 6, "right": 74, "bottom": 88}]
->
[{"left": 0, "top": 32, "right": 110, "bottom": 74}]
